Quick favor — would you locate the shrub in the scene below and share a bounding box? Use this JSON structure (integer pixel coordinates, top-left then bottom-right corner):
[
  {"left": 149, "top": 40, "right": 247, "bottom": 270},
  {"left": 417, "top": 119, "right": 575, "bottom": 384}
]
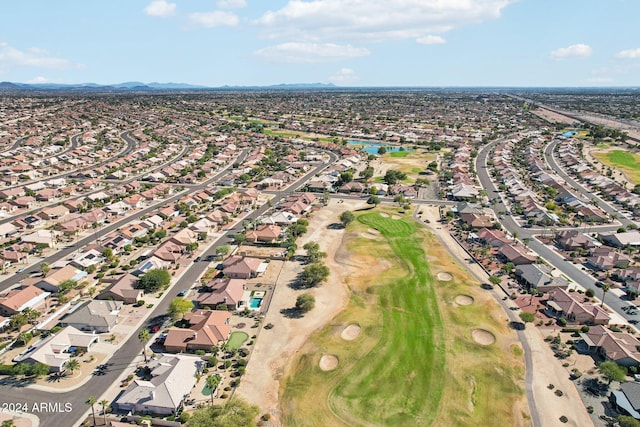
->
[
  {"left": 585, "top": 288, "right": 595, "bottom": 297},
  {"left": 558, "top": 317, "right": 567, "bottom": 327},
  {"left": 581, "top": 325, "right": 590, "bottom": 333}
]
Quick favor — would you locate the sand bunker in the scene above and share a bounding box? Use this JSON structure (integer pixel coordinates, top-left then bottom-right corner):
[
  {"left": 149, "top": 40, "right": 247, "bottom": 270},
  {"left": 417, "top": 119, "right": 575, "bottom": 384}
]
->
[
  {"left": 379, "top": 212, "right": 389, "bottom": 218},
  {"left": 455, "top": 295, "right": 474, "bottom": 306},
  {"left": 367, "top": 228, "right": 380, "bottom": 234},
  {"left": 362, "top": 233, "right": 377, "bottom": 239},
  {"left": 472, "top": 329, "right": 495, "bottom": 346},
  {"left": 341, "top": 324, "right": 361, "bottom": 341},
  {"left": 437, "top": 272, "right": 453, "bottom": 281},
  {"left": 319, "top": 354, "right": 339, "bottom": 371},
  {"left": 391, "top": 214, "right": 401, "bottom": 220}
]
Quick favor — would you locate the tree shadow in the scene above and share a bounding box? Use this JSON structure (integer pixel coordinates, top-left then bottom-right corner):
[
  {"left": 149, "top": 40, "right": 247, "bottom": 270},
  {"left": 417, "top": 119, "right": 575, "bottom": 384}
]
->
[
  {"left": 46, "top": 371, "right": 69, "bottom": 382},
  {"left": 327, "top": 223, "right": 344, "bottom": 230},
  {"left": 508, "top": 321, "right": 525, "bottom": 330},
  {"left": 280, "top": 308, "right": 303, "bottom": 319}
]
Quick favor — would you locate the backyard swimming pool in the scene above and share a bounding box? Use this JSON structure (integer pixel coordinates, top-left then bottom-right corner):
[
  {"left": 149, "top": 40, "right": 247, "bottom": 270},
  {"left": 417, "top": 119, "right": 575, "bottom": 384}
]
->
[{"left": 250, "top": 297, "right": 263, "bottom": 309}]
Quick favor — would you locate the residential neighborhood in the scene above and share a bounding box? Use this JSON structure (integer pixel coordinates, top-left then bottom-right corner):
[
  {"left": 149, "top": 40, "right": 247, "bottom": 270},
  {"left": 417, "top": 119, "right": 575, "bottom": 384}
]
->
[{"left": 0, "top": 88, "right": 639, "bottom": 427}]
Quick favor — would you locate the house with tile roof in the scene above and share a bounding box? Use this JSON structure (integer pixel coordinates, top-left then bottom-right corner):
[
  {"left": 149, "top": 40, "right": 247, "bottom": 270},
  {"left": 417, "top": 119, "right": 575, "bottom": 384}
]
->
[
  {"left": 163, "top": 310, "right": 232, "bottom": 353},
  {"left": 0, "top": 285, "right": 49, "bottom": 316},
  {"left": 546, "top": 288, "right": 610, "bottom": 325},
  {"left": 197, "top": 278, "right": 247, "bottom": 310}
]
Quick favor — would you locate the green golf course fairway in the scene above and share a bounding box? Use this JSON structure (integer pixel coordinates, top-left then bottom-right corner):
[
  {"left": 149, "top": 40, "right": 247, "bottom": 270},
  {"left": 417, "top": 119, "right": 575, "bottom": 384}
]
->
[{"left": 280, "top": 210, "right": 525, "bottom": 426}]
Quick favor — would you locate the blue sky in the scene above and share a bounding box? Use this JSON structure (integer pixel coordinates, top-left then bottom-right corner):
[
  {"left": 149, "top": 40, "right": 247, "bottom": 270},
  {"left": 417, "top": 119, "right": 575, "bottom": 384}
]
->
[{"left": 1, "top": 0, "right": 639, "bottom": 87}]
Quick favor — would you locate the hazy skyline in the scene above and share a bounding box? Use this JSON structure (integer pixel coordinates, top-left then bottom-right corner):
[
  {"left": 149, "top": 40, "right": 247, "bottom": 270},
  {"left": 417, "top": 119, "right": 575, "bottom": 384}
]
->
[{"left": 1, "top": 1, "right": 639, "bottom": 87}]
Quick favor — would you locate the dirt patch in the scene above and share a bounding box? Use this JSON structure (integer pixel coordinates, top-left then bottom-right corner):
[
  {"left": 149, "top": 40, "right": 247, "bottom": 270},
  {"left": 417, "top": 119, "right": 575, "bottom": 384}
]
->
[
  {"left": 340, "top": 324, "right": 361, "bottom": 341},
  {"left": 319, "top": 354, "right": 339, "bottom": 371},
  {"left": 437, "top": 272, "right": 453, "bottom": 281},
  {"left": 455, "top": 295, "right": 474, "bottom": 306},
  {"left": 472, "top": 329, "right": 496, "bottom": 346}
]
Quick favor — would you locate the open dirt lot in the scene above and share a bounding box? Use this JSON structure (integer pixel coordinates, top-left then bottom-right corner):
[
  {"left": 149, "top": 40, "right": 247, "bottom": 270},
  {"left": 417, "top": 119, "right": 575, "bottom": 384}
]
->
[{"left": 237, "top": 198, "right": 366, "bottom": 423}]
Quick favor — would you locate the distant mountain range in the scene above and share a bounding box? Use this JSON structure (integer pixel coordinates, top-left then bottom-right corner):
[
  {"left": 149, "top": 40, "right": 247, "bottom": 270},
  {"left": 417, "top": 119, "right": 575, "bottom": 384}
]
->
[{"left": 0, "top": 81, "right": 338, "bottom": 92}]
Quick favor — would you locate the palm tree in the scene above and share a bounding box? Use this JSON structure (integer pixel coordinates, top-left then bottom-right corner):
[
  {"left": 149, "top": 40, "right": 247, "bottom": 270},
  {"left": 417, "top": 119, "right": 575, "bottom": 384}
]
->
[
  {"left": 64, "top": 358, "right": 80, "bottom": 374},
  {"left": 138, "top": 329, "right": 150, "bottom": 363},
  {"left": 99, "top": 399, "right": 110, "bottom": 425},
  {"left": 601, "top": 283, "right": 611, "bottom": 307},
  {"left": 86, "top": 396, "right": 97, "bottom": 426},
  {"left": 205, "top": 374, "right": 221, "bottom": 405}
]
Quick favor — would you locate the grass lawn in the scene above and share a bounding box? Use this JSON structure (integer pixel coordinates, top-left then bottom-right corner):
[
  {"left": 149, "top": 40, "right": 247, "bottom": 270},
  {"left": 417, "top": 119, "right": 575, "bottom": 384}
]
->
[
  {"left": 227, "top": 331, "right": 249, "bottom": 350},
  {"left": 593, "top": 149, "right": 640, "bottom": 184},
  {"left": 281, "top": 209, "right": 525, "bottom": 427},
  {"left": 388, "top": 150, "right": 412, "bottom": 158}
]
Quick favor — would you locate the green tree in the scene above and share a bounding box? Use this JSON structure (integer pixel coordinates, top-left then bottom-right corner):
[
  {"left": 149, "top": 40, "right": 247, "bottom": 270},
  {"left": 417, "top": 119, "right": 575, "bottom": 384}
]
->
[
  {"left": 488, "top": 275, "right": 502, "bottom": 286},
  {"left": 618, "top": 415, "right": 640, "bottom": 427},
  {"left": 99, "top": 399, "right": 110, "bottom": 426},
  {"left": 216, "top": 244, "right": 231, "bottom": 258},
  {"left": 30, "top": 363, "right": 49, "bottom": 378},
  {"left": 367, "top": 195, "right": 381, "bottom": 206},
  {"left": 295, "top": 293, "right": 315, "bottom": 313},
  {"left": 601, "top": 282, "right": 611, "bottom": 307},
  {"left": 303, "top": 242, "right": 326, "bottom": 263},
  {"left": 138, "top": 329, "right": 150, "bottom": 363},
  {"left": 168, "top": 297, "right": 194, "bottom": 320},
  {"left": 599, "top": 360, "right": 627, "bottom": 384},
  {"left": 377, "top": 146, "right": 387, "bottom": 155},
  {"left": 187, "top": 397, "right": 259, "bottom": 427},
  {"left": 86, "top": 396, "right": 97, "bottom": 427},
  {"left": 339, "top": 211, "right": 355, "bottom": 227},
  {"left": 64, "top": 358, "right": 80, "bottom": 373},
  {"left": 8, "top": 314, "right": 27, "bottom": 331},
  {"left": 40, "top": 262, "right": 50, "bottom": 276},
  {"left": 2, "top": 419, "right": 17, "bottom": 427},
  {"left": 11, "top": 362, "right": 31, "bottom": 376},
  {"left": 102, "top": 247, "right": 114, "bottom": 261},
  {"left": 205, "top": 374, "right": 222, "bottom": 405},
  {"left": 384, "top": 169, "right": 407, "bottom": 185},
  {"left": 300, "top": 263, "right": 330, "bottom": 288},
  {"left": 519, "top": 311, "right": 535, "bottom": 325},
  {"left": 139, "top": 269, "right": 171, "bottom": 292}
]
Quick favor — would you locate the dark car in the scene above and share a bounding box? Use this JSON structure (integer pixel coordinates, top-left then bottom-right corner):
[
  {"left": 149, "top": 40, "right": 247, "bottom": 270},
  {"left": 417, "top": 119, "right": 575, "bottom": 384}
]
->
[
  {"left": 177, "top": 289, "right": 188, "bottom": 297},
  {"left": 194, "top": 257, "right": 201, "bottom": 262},
  {"left": 205, "top": 254, "right": 215, "bottom": 262}
]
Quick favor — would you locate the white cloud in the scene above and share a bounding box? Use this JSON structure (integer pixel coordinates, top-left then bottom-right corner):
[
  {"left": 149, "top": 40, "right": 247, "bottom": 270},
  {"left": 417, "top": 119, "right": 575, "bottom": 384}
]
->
[
  {"left": 254, "top": 42, "right": 370, "bottom": 63},
  {"left": 416, "top": 35, "right": 446, "bottom": 45},
  {"left": 550, "top": 44, "right": 592, "bottom": 60},
  {"left": 217, "top": 0, "right": 247, "bottom": 9},
  {"left": 329, "top": 68, "right": 359, "bottom": 85},
  {"left": 188, "top": 11, "right": 239, "bottom": 28},
  {"left": 0, "top": 42, "right": 78, "bottom": 70},
  {"left": 255, "top": 0, "right": 513, "bottom": 42},
  {"left": 27, "top": 76, "right": 51, "bottom": 83},
  {"left": 144, "top": 0, "right": 176, "bottom": 17},
  {"left": 615, "top": 48, "right": 640, "bottom": 59}
]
